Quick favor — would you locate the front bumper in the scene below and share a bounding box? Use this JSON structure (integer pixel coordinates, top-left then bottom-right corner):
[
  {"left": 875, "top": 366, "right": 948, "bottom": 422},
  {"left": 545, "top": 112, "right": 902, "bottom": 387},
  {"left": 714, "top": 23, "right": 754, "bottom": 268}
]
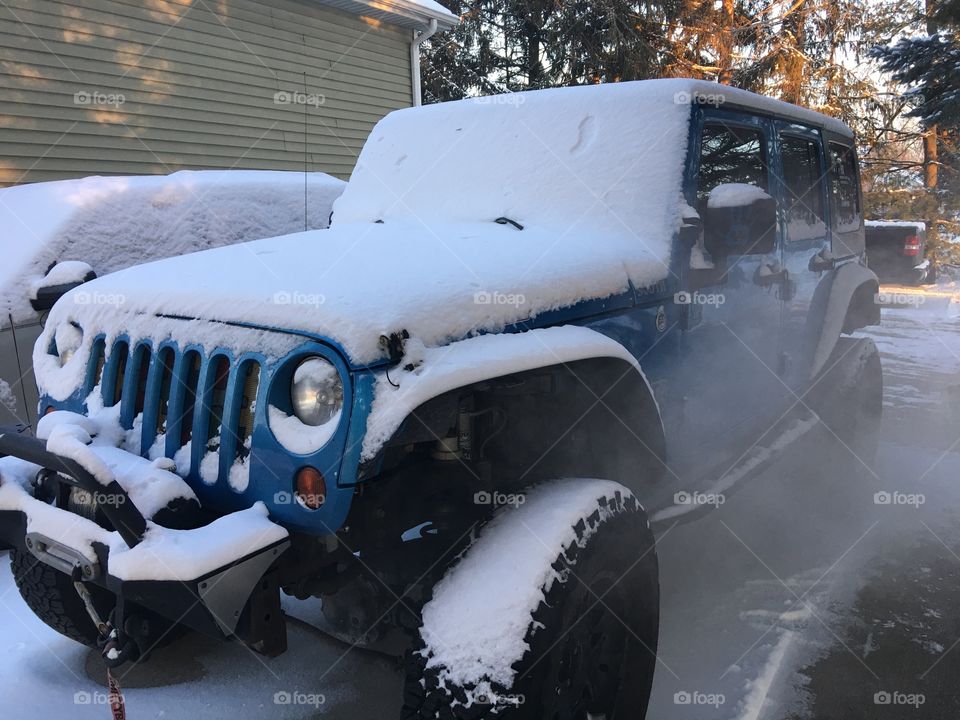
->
[{"left": 0, "top": 425, "right": 290, "bottom": 656}]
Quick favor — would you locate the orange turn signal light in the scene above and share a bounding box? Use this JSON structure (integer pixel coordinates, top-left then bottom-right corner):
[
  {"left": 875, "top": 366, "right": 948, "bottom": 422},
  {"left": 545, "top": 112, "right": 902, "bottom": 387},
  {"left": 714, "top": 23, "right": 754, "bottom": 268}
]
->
[{"left": 295, "top": 467, "right": 326, "bottom": 510}]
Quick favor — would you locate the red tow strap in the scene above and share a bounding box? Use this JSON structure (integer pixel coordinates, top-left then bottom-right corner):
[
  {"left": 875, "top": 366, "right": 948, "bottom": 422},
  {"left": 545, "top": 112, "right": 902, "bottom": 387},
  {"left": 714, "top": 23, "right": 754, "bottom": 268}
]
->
[{"left": 107, "top": 668, "right": 126, "bottom": 720}]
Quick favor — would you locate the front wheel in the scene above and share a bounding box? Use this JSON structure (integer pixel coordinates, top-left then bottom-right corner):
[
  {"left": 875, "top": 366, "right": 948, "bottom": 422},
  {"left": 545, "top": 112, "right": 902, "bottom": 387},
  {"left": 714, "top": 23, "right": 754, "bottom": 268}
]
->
[{"left": 403, "top": 479, "right": 659, "bottom": 719}]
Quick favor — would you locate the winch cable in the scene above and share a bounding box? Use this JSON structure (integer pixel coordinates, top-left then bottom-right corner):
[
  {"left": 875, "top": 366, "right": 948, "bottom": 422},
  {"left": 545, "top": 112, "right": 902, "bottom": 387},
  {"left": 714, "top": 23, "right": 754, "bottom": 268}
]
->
[{"left": 73, "top": 573, "right": 127, "bottom": 719}]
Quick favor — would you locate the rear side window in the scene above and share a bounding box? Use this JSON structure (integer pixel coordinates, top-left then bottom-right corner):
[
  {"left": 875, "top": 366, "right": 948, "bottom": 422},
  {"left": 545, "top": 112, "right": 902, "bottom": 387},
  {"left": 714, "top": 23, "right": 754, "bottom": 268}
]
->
[
  {"left": 780, "top": 135, "right": 827, "bottom": 242},
  {"left": 698, "top": 124, "right": 768, "bottom": 201},
  {"left": 828, "top": 143, "right": 861, "bottom": 233}
]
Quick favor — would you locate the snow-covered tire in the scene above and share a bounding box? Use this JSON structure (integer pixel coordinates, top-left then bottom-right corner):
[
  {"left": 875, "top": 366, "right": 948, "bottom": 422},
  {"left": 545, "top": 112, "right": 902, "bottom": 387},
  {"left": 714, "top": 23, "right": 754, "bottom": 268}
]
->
[
  {"left": 10, "top": 549, "right": 113, "bottom": 647},
  {"left": 402, "top": 479, "right": 659, "bottom": 719},
  {"left": 813, "top": 336, "right": 882, "bottom": 462}
]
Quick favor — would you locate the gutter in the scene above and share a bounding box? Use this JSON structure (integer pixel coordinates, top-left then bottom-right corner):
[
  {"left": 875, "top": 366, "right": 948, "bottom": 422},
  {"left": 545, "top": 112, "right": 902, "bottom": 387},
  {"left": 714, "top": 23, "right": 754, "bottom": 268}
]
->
[{"left": 410, "top": 18, "right": 439, "bottom": 107}]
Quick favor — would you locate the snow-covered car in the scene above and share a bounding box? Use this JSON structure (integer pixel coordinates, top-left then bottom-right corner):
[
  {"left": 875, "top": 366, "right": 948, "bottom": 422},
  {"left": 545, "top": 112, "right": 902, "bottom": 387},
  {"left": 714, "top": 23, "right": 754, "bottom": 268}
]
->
[
  {"left": 865, "top": 219, "right": 931, "bottom": 284},
  {"left": 0, "top": 80, "right": 882, "bottom": 719},
  {"left": 0, "top": 170, "right": 345, "bottom": 430}
]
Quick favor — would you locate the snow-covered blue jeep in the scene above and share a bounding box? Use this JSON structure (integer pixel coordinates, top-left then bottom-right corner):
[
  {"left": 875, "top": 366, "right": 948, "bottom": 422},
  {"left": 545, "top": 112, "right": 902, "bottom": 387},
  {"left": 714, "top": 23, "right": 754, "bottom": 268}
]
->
[{"left": 0, "top": 79, "right": 881, "bottom": 719}]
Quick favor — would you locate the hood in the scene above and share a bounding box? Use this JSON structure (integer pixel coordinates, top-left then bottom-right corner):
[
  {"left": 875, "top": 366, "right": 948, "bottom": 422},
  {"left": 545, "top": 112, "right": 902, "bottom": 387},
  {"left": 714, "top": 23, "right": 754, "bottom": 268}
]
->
[{"left": 45, "top": 218, "right": 672, "bottom": 366}]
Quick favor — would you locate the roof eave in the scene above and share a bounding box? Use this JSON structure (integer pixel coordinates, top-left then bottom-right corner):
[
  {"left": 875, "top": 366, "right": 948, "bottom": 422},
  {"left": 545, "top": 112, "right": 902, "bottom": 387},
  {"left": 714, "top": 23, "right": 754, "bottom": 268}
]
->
[{"left": 314, "top": 0, "right": 459, "bottom": 31}]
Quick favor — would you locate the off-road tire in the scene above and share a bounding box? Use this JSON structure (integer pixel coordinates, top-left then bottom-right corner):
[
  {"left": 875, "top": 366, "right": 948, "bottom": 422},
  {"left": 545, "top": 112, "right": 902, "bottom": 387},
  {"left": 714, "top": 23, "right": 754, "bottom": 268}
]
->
[
  {"left": 402, "top": 480, "right": 659, "bottom": 719},
  {"left": 813, "top": 336, "right": 883, "bottom": 461},
  {"left": 10, "top": 548, "right": 113, "bottom": 647}
]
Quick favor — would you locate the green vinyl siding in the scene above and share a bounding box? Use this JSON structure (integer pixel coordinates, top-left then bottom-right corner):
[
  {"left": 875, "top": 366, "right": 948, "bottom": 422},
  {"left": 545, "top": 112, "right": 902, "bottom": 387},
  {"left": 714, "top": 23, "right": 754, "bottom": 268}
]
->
[{"left": 0, "top": 0, "right": 413, "bottom": 185}]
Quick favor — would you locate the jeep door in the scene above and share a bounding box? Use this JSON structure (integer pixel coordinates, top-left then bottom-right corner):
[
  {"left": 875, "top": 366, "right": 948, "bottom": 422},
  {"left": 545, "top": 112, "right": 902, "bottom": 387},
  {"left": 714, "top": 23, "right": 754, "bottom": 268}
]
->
[
  {"left": 772, "top": 122, "right": 833, "bottom": 387},
  {"left": 775, "top": 130, "right": 864, "bottom": 386},
  {"left": 672, "top": 108, "right": 793, "bottom": 480}
]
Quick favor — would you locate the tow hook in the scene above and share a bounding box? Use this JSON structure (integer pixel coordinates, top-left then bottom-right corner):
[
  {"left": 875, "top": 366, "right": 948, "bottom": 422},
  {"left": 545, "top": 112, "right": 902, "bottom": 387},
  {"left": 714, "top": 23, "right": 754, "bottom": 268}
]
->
[
  {"left": 70, "top": 568, "right": 138, "bottom": 668},
  {"left": 72, "top": 569, "right": 128, "bottom": 719}
]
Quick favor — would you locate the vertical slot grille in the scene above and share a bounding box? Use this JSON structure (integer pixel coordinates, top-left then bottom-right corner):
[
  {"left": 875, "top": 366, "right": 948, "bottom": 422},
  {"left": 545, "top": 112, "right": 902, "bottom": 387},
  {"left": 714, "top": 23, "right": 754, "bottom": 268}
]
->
[
  {"left": 110, "top": 342, "right": 129, "bottom": 407},
  {"left": 156, "top": 348, "right": 175, "bottom": 436},
  {"left": 133, "top": 345, "right": 151, "bottom": 417},
  {"left": 236, "top": 361, "right": 260, "bottom": 461},
  {"left": 178, "top": 351, "right": 202, "bottom": 448},
  {"left": 89, "top": 340, "right": 105, "bottom": 393},
  {"left": 206, "top": 356, "right": 231, "bottom": 449}
]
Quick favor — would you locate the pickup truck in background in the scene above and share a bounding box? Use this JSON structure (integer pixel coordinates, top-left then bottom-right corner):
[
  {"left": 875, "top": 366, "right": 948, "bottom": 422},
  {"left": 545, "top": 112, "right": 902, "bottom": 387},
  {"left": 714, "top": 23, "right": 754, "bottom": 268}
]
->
[{"left": 865, "top": 220, "right": 932, "bottom": 285}]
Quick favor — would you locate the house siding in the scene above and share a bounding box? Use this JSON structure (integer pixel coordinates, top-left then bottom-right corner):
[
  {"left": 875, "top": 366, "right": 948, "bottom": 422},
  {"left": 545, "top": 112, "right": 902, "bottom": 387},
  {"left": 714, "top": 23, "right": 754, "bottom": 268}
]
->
[{"left": 0, "top": 0, "right": 413, "bottom": 185}]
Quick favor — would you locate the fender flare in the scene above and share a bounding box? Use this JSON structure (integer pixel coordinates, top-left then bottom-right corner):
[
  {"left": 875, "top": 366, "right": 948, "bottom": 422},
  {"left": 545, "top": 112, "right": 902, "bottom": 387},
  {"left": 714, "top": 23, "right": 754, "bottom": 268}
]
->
[
  {"left": 358, "top": 325, "right": 663, "bottom": 465},
  {"left": 808, "top": 262, "right": 880, "bottom": 380}
]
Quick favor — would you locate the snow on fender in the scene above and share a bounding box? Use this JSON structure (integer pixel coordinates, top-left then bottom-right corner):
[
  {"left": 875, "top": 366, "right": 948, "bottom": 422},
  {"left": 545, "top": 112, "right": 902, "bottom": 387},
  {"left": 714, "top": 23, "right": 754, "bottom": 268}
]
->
[
  {"left": 361, "top": 325, "right": 659, "bottom": 461},
  {"left": 406, "top": 478, "right": 660, "bottom": 717}
]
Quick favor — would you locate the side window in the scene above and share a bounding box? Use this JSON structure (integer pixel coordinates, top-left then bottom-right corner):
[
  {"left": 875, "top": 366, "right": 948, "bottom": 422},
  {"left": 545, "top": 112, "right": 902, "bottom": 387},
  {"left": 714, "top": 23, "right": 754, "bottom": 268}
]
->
[
  {"left": 698, "top": 124, "right": 768, "bottom": 202},
  {"left": 780, "top": 135, "right": 827, "bottom": 242},
  {"left": 828, "top": 142, "right": 861, "bottom": 233},
  {"left": 697, "top": 122, "right": 775, "bottom": 256}
]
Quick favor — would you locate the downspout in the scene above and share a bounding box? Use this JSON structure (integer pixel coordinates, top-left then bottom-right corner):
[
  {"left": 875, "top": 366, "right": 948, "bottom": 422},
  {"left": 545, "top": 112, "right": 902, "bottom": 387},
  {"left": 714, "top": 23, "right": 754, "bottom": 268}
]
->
[{"left": 410, "top": 19, "right": 438, "bottom": 107}]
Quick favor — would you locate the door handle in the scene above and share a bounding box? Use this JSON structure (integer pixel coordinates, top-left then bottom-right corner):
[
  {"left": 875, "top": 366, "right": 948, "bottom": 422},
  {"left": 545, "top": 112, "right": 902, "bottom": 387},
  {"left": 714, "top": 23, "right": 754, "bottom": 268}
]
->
[
  {"left": 808, "top": 250, "right": 835, "bottom": 273},
  {"left": 753, "top": 262, "right": 788, "bottom": 287}
]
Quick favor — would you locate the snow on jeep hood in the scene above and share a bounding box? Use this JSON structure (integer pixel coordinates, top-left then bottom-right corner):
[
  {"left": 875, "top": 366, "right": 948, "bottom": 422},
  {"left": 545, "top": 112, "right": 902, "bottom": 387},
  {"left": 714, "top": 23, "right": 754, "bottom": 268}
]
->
[{"left": 42, "top": 81, "right": 693, "bottom": 365}]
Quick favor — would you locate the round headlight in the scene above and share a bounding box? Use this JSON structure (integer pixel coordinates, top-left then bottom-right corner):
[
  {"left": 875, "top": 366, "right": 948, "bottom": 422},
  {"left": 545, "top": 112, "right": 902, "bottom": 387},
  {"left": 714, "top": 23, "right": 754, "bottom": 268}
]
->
[
  {"left": 291, "top": 357, "right": 343, "bottom": 427},
  {"left": 55, "top": 322, "right": 83, "bottom": 367}
]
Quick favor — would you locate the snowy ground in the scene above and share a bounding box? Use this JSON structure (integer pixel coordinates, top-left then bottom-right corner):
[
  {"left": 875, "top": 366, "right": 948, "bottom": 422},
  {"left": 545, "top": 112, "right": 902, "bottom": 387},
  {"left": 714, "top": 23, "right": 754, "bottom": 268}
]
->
[{"left": 1, "top": 282, "right": 959, "bottom": 718}]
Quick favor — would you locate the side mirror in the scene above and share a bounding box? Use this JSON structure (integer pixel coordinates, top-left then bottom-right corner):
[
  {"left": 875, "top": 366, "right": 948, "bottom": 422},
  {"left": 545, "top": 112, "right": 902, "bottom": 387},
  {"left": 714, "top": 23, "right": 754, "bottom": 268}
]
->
[
  {"left": 703, "top": 184, "right": 776, "bottom": 257},
  {"left": 29, "top": 261, "right": 97, "bottom": 312}
]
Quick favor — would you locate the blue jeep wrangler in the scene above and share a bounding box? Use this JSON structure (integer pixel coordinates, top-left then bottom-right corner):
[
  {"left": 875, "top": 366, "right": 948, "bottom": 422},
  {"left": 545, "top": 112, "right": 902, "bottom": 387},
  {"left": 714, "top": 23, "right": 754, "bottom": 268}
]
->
[{"left": 0, "top": 79, "right": 880, "bottom": 719}]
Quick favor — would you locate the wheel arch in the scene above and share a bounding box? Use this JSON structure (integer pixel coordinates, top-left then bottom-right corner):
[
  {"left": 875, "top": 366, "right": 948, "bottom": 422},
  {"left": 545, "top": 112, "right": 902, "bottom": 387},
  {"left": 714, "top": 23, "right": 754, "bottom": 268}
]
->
[
  {"left": 357, "top": 327, "right": 667, "bottom": 500},
  {"left": 807, "top": 262, "right": 880, "bottom": 380}
]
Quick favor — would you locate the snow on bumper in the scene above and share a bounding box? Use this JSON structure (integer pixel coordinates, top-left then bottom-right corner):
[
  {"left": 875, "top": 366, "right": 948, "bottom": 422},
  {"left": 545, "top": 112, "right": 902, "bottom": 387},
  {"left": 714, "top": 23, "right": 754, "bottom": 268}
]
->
[
  {"left": 0, "top": 425, "right": 290, "bottom": 642},
  {"left": 0, "top": 472, "right": 286, "bottom": 581}
]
